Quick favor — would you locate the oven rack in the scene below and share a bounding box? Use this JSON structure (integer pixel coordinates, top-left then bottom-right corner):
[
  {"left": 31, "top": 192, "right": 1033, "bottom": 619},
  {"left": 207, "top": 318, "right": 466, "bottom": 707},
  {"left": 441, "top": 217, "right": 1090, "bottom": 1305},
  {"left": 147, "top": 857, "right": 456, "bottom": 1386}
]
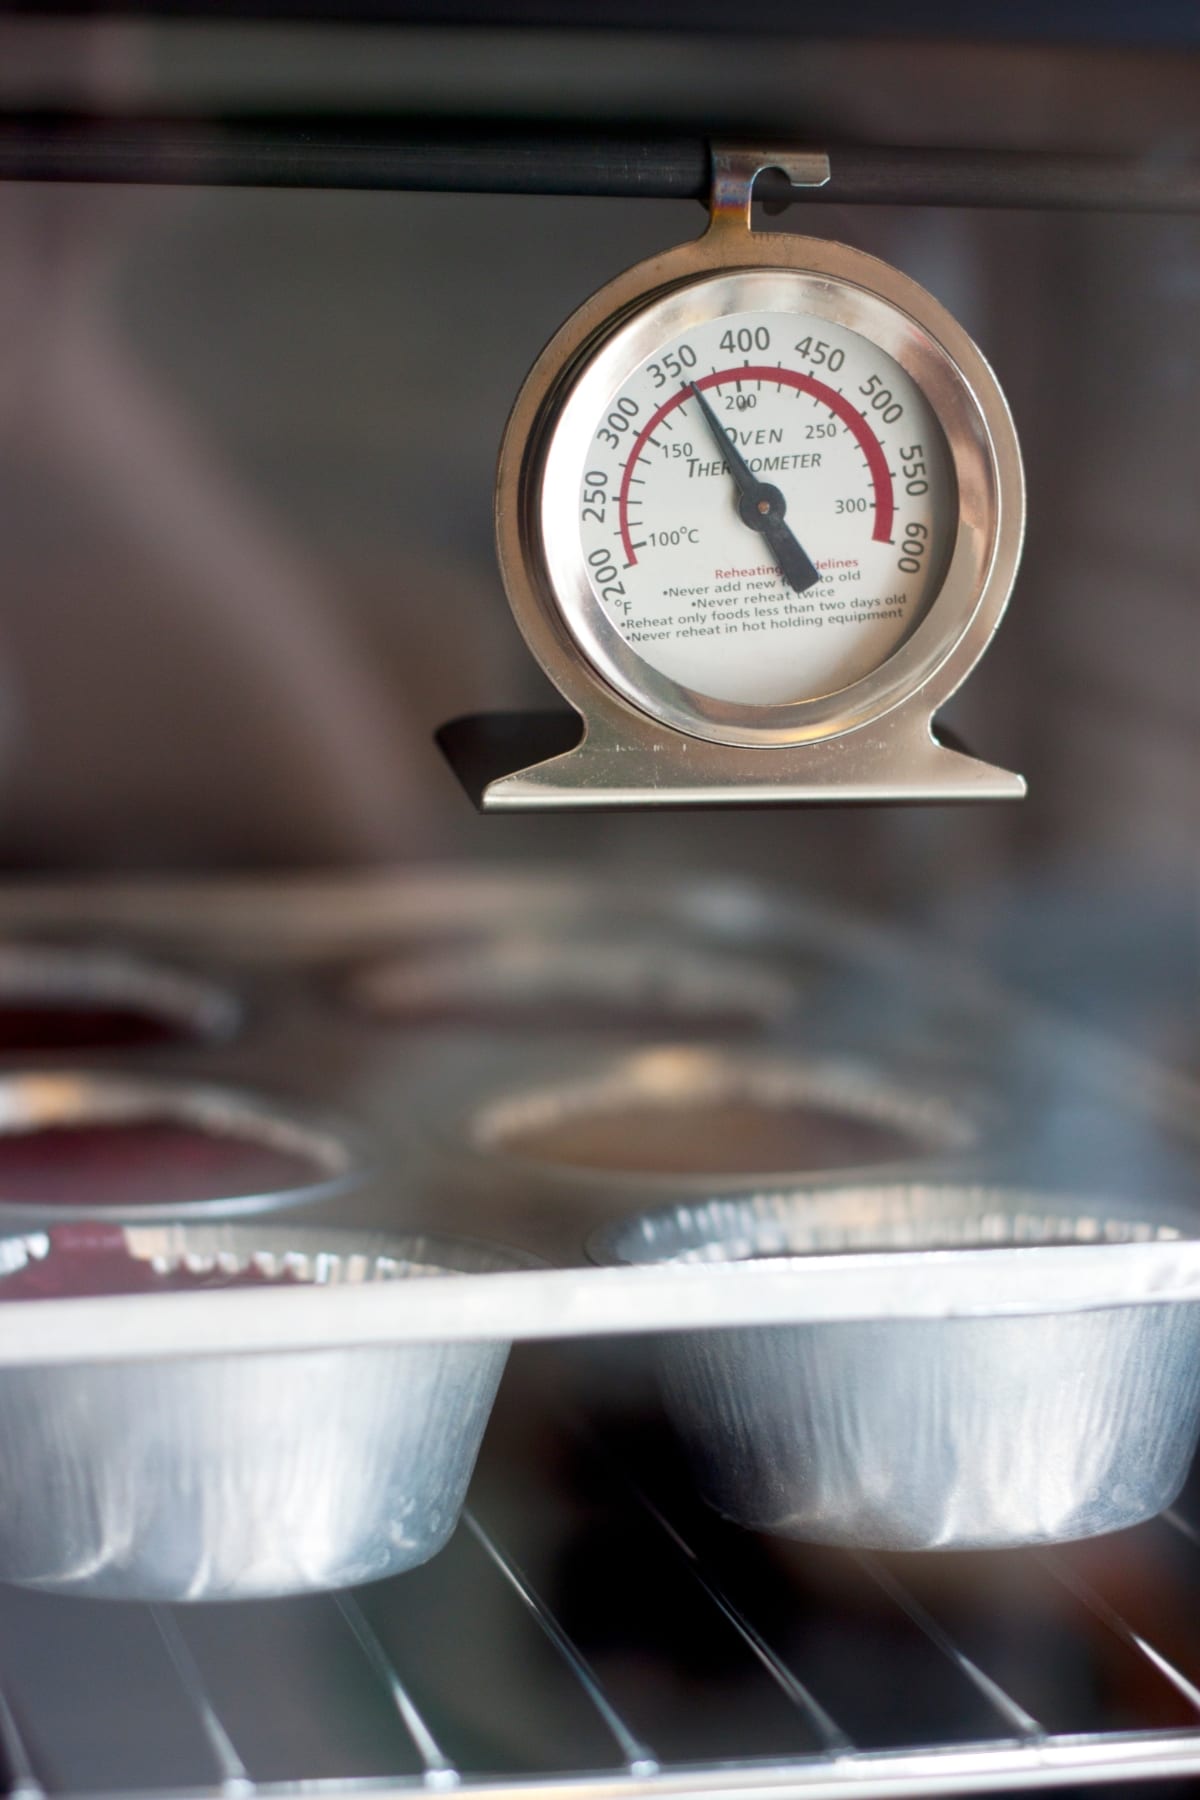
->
[{"left": 1, "top": 1364, "right": 1199, "bottom": 1800}]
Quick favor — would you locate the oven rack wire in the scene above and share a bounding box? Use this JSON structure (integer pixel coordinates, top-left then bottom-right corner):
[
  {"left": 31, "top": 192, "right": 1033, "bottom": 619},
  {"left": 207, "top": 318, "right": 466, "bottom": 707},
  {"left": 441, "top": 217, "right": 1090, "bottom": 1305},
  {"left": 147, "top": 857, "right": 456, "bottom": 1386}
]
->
[{"left": 1, "top": 1402, "right": 1199, "bottom": 1800}]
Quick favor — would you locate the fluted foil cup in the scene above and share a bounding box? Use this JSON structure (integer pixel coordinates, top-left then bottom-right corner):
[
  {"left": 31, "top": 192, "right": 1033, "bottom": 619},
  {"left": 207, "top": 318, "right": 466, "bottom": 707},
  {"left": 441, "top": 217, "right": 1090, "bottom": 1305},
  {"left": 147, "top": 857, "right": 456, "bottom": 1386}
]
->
[
  {"left": 595, "top": 1186, "right": 1200, "bottom": 1551},
  {"left": 0, "top": 1223, "right": 528, "bottom": 1600}
]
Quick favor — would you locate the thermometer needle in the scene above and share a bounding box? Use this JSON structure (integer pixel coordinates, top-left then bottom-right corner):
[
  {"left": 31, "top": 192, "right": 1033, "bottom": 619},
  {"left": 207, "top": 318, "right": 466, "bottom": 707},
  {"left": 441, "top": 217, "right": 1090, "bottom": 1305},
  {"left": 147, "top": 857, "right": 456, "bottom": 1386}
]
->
[{"left": 688, "top": 383, "right": 822, "bottom": 594}]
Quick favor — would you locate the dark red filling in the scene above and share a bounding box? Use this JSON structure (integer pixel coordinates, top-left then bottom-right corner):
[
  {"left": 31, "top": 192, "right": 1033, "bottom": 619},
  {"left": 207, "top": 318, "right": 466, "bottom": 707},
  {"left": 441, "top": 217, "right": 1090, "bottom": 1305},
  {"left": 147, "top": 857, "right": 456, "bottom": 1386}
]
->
[
  {"left": 0, "top": 1004, "right": 195, "bottom": 1053},
  {"left": 0, "top": 1121, "right": 326, "bottom": 1208},
  {"left": 0, "top": 1224, "right": 307, "bottom": 1300}
]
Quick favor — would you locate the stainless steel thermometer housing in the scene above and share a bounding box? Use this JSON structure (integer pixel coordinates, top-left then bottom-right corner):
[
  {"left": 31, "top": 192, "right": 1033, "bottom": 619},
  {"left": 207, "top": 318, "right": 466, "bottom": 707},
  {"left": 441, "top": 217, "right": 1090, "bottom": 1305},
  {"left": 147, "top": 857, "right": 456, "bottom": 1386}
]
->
[{"left": 484, "top": 148, "right": 1025, "bottom": 809}]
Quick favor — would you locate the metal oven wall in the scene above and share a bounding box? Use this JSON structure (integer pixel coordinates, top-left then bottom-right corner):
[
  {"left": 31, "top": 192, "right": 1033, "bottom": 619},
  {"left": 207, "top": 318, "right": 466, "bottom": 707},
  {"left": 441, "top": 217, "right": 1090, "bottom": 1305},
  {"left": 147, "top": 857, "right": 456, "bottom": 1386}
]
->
[{"left": 0, "top": 16, "right": 1195, "bottom": 1800}]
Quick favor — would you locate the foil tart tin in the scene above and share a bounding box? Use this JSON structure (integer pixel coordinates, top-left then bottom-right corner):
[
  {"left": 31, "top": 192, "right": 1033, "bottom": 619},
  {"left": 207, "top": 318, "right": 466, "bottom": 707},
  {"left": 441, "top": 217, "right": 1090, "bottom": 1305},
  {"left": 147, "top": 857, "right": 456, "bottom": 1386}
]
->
[
  {"left": 593, "top": 1185, "right": 1200, "bottom": 1551},
  {"left": 0, "top": 1070, "right": 364, "bottom": 1224},
  {"left": 0, "top": 1223, "right": 531, "bottom": 1601}
]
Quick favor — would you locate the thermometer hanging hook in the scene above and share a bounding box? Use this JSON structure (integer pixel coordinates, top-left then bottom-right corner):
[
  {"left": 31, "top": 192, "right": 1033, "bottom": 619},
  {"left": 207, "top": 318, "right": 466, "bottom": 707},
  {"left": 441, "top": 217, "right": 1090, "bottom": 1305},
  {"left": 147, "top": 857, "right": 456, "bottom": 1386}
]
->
[{"left": 708, "top": 145, "right": 831, "bottom": 235}]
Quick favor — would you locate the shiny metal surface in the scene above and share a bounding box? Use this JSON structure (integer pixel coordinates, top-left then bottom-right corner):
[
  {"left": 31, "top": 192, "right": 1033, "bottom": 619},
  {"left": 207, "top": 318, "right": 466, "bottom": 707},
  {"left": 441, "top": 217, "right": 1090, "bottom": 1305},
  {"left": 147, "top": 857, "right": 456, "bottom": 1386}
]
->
[
  {"left": 0, "top": 878, "right": 1191, "bottom": 1366},
  {"left": 0, "top": 1223, "right": 527, "bottom": 1601},
  {"left": 0, "top": 881, "right": 1192, "bottom": 1792},
  {"left": 597, "top": 1186, "right": 1200, "bottom": 1550},
  {"left": 7, "top": 1223, "right": 1200, "bottom": 1368},
  {"left": 435, "top": 1047, "right": 982, "bottom": 1257},
  {"left": 0, "top": 942, "right": 240, "bottom": 1049},
  {"left": 342, "top": 934, "right": 802, "bottom": 1036},
  {"left": 3, "top": 1343, "right": 1200, "bottom": 1797},
  {"left": 419, "top": 1042, "right": 984, "bottom": 1265},
  {"left": 0, "top": 867, "right": 830, "bottom": 971},
  {"left": 466, "top": 1047, "right": 978, "bottom": 1169},
  {"left": 477, "top": 145, "right": 1026, "bottom": 808},
  {"left": 0, "top": 1069, "right": 364, "bottom": 1225}
]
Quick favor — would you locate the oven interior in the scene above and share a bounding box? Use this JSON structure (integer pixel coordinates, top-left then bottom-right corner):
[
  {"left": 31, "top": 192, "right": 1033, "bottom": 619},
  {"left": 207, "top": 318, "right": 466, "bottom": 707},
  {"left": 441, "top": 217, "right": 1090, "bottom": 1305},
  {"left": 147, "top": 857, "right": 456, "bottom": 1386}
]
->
[{"left": 0, "top": 9, "right": 1197, "bottom": 1797}]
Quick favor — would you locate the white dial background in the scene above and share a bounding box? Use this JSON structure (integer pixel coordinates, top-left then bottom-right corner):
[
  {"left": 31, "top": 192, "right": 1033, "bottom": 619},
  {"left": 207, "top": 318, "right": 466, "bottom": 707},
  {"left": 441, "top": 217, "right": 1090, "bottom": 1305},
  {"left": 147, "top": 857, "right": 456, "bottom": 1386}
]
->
[{"left": 570, "top": 307, "right": 956, "bottom": 707}]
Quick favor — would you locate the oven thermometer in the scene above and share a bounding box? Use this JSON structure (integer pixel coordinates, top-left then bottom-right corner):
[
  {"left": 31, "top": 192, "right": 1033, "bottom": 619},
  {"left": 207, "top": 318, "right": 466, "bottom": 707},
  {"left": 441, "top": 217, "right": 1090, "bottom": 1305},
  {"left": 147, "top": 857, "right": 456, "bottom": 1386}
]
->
[{"left": 442, "top": 146, "right": 1025, "bottom": 809}]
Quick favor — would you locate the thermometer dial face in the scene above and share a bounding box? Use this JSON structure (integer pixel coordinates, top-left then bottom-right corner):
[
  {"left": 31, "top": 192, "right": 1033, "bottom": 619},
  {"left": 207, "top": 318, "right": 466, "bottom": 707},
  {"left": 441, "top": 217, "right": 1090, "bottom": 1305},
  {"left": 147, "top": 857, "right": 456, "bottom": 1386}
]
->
[
  {"left": 536, "top": 267, "right": 1001, "bottom": 746},
  {"left": 575, "top": 314, "right": 953, "bottom": 706}
]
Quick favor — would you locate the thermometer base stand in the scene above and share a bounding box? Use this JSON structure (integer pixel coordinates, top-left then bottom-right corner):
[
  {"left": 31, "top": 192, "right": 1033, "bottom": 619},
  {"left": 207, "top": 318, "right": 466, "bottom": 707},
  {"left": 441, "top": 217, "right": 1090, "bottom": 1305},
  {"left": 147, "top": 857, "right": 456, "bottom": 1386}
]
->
[{"left": 438, "top": 707, "right": 1025, "bottom": 812}]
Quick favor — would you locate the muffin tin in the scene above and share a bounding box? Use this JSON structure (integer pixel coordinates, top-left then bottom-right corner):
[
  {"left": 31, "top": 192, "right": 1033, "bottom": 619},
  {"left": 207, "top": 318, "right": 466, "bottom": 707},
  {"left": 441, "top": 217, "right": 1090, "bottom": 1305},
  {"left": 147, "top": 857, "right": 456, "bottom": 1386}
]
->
[
  {"left": 0, "top": 942, "right": 240, "bottom": 1053},
  {"left": 0, "top": 870, "right": 1194, "bottom": 1598},
  {"left": 0, "top": 1069, "right": 364, "bottom": 1224},
  {"left": 341, "top": 934, "right": 801, "bottom": 1038},
  {"left": 423, "top": 1042, "right": 986, "bottom": 1258},
  {"left": 463, "top": 1044, "right": 979, "bottom": 1179}
]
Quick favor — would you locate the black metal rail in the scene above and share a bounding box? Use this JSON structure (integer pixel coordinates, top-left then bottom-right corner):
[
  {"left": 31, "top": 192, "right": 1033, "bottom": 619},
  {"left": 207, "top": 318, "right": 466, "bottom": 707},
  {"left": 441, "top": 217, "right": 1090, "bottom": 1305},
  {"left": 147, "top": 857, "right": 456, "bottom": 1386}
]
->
[
  {"left": 6, "top": 0, "right": 1200, "bottom": 39},
  {"left": 0, "top": 116, "right": 1197, "bottom": 210}
]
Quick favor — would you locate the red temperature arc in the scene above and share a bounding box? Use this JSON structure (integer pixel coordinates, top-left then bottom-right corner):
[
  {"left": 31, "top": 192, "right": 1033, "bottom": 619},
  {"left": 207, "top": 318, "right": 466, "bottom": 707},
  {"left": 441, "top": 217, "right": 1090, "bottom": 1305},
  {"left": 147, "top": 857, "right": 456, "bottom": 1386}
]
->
[{"left": 616, "top": 366, "right": 895, "bottom": 566}]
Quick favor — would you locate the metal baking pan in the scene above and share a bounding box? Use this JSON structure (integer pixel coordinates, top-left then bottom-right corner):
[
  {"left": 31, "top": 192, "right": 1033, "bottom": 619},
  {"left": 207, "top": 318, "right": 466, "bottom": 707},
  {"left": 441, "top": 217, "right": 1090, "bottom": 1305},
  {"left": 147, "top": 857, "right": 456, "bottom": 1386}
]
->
[
  {"left": 460, "top": 1046, "right": 980, "bottom": 1177},
  {"left": 0, "top": 1069, "right": 365, "bottom": 1225},
  {"left": 0, "top": 1222, "right": 532, "bottom": 1601},
  {"left": 1, "top": 1185, "right": 1198, "bottom": 1365},
  {"left": 0, "top": 941, "right": 240, "bottom": 1053},
  {"left": 0, "top": 867, "right": 879, "bottom": 976},
  {"left": 593, "top": 1185, "right": 1200, "bottom": 1550},
  {"left": 2, "top": 867, "right": 1173, "bottom": 1187},
  {"left": 419, "top": 1044, "right": 985, "bottom": 1258},
  {"left": 339, "top": 932, "right": 802, "bottom": 1039},
  {"left": 0, "top": 879, "right": 1190, "bottom": 1354},
  {"left": 0, "top": 871, "right": 840, "bottom": 1146},
  {"left": 0, "top": 867, "right": 759, "bottom": 963}
]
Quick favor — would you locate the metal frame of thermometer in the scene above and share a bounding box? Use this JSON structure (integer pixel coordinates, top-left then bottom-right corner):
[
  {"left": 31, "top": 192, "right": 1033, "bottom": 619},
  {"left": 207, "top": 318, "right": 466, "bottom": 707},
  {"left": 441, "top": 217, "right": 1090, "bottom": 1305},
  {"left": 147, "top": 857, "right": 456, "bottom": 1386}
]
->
[{"left": 442, "top": 145, "right": 1026, "bottom": 810}]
